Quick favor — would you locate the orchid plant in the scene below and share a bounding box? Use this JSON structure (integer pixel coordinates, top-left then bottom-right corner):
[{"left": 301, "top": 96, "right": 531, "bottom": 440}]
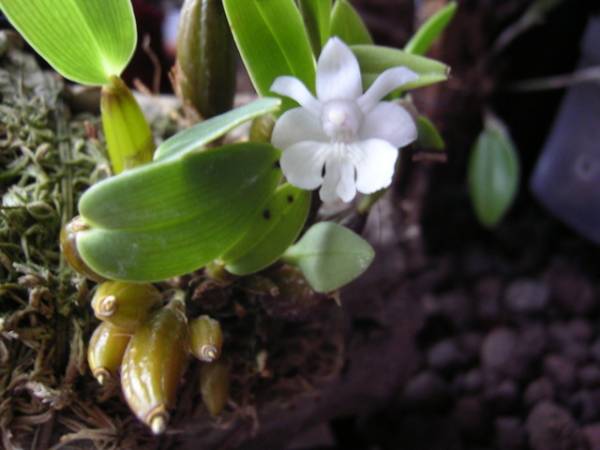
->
[
  {"left": 1, "top": 0, "right": 456, "bottom": 435},
  {"left": 0, "top": 0, "right": 454, "bottom": 291}
]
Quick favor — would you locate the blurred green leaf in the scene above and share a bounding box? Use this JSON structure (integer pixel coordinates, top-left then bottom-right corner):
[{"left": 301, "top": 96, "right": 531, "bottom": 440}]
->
[
  {"left": 283, "top": 222, "right": 374, "bottom": 293},
  {"left": 404, "top": 2, "right": 457, "bottom": 55},
  {"left": 468, "top": 115, "right": 520, "bottom": 228},
  {"left": 416, "top": 115, "right": 445, "bottom": 150},
  {"left": 77, "top": 143, "right": 282, "bottom": 281},
  {"left": 330, "top": 0, "right": 373, "bottom": 45},
  {"left": 0, "top": 0, "right": 136, "bottom": 85},
  {"left": 298, "top": 0, "right": 332, "bottom": 55},
  {"left": 224, "top": 184, "right": 311, "bottom": 275},
  {"left": 154, "top": 98, "right": 281, "bottom": 161},
  {"left": 223, "top": 0, "right": 316, "bottom": 108},
  {"left": 352, "top": 45, "right": 449, "bottom": 91}
]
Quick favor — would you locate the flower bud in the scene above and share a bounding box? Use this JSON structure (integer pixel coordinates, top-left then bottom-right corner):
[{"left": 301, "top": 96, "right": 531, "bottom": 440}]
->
[
  {"left": 91, "top": 281, "right": 162, "bottom": 331},
  {"left": 199, "top": 360, "right": 230, "bottom": 417},
  {"left": 60, "top": 216, "right": 105, "bottom": 282},
  {"left": 101, "top": 76, "right": 155, "bottom": 174},
  {"left": 189, "top": 315, "right": 223, "bottom": 362},
  {"left": 87, "top": 322, "right": 131, "bottom": 385},
  {"left": 175, "top": 0, "right": 236, "bottom": 119},
  {"left": 120, "top": 299, "right": 189, "bottom": 434},
  {"left": 249, "top": 114, "right": 276, "bottom": 143}
]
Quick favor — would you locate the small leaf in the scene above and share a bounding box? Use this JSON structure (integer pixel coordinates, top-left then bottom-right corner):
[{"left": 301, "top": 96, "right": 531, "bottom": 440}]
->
[
  {"left": 77, "top": 143, "right": 282, "bottom": 281},
  {"left": 298, "top": 0, "right": 332, "bottom": 55},
  {"left": 416, "top": 115, "right": 445, "bottom": 150},
  {"left": 330, "top": 0, "right": 373, "bottom": 45},
  {"left": 154, "top": 98, "right": 281, "bottom": 161},
  {"left": 223, "top": 0, "right": 316, "bottom": 109},
  {"left": 101, "top": 76, "right": 155, "bottom": 174},
  {"left": 283, "top": 222, "right": 375, "bottom": 293},
  {"left": 468, "top": 115, "right": 520, "bottom": 228},
  {"left": 352, "top": 45, "right": 449, "bottom": 91},
  {"left": 224, "top": 184, "right": 311, "bottom": 276},
  {"left": 404, "top": 2, "right": 457, "bottom": 56},
  {"left": 0, "top": 0, "right": 136, "bottom": 85}
]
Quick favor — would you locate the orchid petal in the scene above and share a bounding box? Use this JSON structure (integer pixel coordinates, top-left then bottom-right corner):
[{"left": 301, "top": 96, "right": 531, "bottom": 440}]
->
[
  {"left": 316, "top": 37, "right": 362, "bottom": 102},
  {"left": 271, "top": 76, "right": 321, "bottom": 115},
  {"left": 319, "top": 156, "right": 342, "bottom": 203},
  {"left": 357, "top": 67, "right": 418, "bottom": 113},
  {"left": 351, "top": 139, "right": 399, "bottom": 194},
  {"left": 281, "top": 141, "right": 328, "bottom": 190},
  {"left": 272, "top": 107, "right": 328, "bottom": 150},
  {"left": 359, "top": 101, "right": 417, "bottom": 148}
]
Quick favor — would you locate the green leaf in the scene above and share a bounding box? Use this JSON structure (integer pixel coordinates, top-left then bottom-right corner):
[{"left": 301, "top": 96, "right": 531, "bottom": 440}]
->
[
  {"left": 77, "top": 143, "right": 282, "bottom": 281},
  {"left": 223, "top": 0, "right": 316, "bottom": 108},
  {"left": 154, "top": 98, "right": 281, "bottom": 161},
  {"left": 352, "top": 45, "right": 449, "bottom": 91},
  {"left": 283, "top": 222, "right": 374, "bottom": 293},
  {"left": 224, "top": 184, "right": 311, "bottom": 276},
  {"left": 0, "top": 0, "right": 136, "bottom": 85},
  {"left": 468, "top": 115, "right": 520, "bottom": 228},
  {"left": 298, "top": 0, "right": 332, "bottom": 55},
  {"left": 330, "top": 0, "right": 373, "bottom": 45},
  {"left": 416, "top": 115, "right": 445, "bottom": 150},
  {"left": 404, "top": 2, "right": 457, "bottom": 55}
]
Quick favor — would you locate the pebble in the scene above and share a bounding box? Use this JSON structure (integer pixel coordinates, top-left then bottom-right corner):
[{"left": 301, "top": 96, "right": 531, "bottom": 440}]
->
[
  {"left": 454, "top": 368, "right": 483, "bottom": 394},
  {"left": 580, "top": 366, "right": 600, "bottom": 389},
  {"left": 526, "top": 402, "right": 588, "bottom": 450},
  {"left": 547, "top": 263, "right": 596, "bottom": 315},
  {"left": 475, "top": 277, "right": 502, "bottom": 323},
  {"left": 569, "top": 319, "right": 594, "bottom": 342},
  {"left": 452, "top": 395, "right": 490, "bottom": 441},
  {"left": 495, "top": 416, "right": 526, "bottom": 450},
  {"left": 570, "top": 390, "right": 600, "bottom": 423},
  {"left": 427, "top": 339, "right": 465, "bottom": 372},
  {"left": 525, "top": 378, "right": 555, "bottom": 407},
  {"left": 544, "top": 354, "right": 577, "bottom": 390},
  {"left": 402, "top": 371, "right": 450, "bottom": 411},
  {"left": 505, "top": 279, "right": 549, "bottom": 314},
  {"left": 583, "top": 423, "right": 600, "bottom": 450},
  {"left": 439, "top": 291, "right": 474, "bottom": 328},
  {"left": 590, "top": 338, "right": 600, "bottom": 363},
  {"left": 481, "top": 327, "right": 516, "bottom": 369},
  {"left": 485, "top": 380, "right": 519, "bottom": 414}
]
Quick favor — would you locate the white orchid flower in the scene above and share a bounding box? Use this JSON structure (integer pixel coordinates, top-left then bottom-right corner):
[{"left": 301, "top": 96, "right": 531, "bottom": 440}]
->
[{"left": 271, "top": 37, "right": 419, "bottom": 204}]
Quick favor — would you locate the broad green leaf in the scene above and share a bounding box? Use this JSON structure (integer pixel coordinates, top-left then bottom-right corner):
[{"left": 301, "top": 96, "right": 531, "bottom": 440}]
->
[
  {"left": 154, "top": 98, "right": 282, "bottom": 161},
  {"left": 404, "top": 2, "right": 457, "bottom": 55},
  {"left": 77, "top": 143, "right": 282, "bottom": 281},
  {"left": 298, "top": 0, "right": 333, "bottom": 55},
  {"left": 468, "top": 116, "right": 520, "bottom": 228},
  {"left": 416, "top": 115, "right": 445, "bottom": 150},
  {"left": 223, "top": 0, "right": 316, "bottom": 108},
  {"left": 224, "top": 184, "right": 311, "bottom": 275},
  {"left": 330, "top": 0, "right": 373, "bottom": 45},
  {"left": 352, "top": 45, "right": 449, "bottom": 91},
  {"left": 0, "top": 0, "right": 136, "bottom": 85},
  {"left": 283, "top": 222, "right": 374, "bottom": 293}
]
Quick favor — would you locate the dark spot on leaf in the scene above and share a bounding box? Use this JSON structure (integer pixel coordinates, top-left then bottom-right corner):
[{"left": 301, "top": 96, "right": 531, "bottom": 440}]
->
[
  {"left": 263, "top": 209, "right": 271, "bottom": 220},
  {"left": 287, "top": 195, "right": 294, "bottom": 203},
  {"left": 273, "top": 161, "right": 280, "bottom": 169}
]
